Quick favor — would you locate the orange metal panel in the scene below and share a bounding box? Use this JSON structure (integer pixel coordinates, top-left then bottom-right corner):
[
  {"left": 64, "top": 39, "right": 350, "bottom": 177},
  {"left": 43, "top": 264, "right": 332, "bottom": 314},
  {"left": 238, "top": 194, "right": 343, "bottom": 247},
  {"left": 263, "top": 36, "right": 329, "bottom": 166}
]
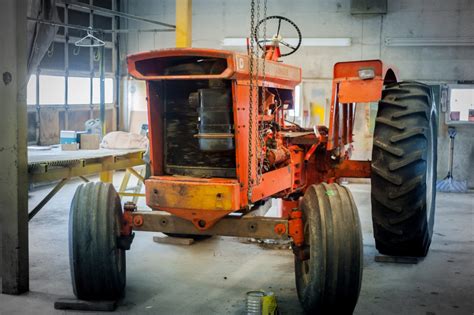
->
[
  {"left": 328, "top": 60, "right": 385, "bottom": 150},
  {"left": 232, "top": 82, "right": 255, "bottom": 206},
  {"left": 127, "top": 48, "right": 301, "bottom": 90},
  {"left": 233, "top": 54, "right": 301, "bottom": 89},
  {"left": 333, "top": 160, "right": 371, "bottom": 178},
  {"left": 127, "top": 48, "right": 235, "bottom": 80},
  {"left": 333, "top": 59, "right": 384, "bottom": 103},
  {"left": 338, "top": 79, "right": 384, "bottom": 103},
  {"left": 334, "top": 59, "right": 383, "bottom": 79},
  {"left": 146, "top": 176, "right": 241, "bottom": 211},
  {"left": 251, "top": 166, "right": 293, "bottom": 202}
]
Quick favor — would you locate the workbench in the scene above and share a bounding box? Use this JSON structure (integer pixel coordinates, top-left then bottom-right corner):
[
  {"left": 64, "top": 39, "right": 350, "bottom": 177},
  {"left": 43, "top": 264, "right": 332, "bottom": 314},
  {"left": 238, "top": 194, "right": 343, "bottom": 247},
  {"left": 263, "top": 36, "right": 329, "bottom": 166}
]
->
[{"left": 28, "top": 147, "right": 145, "bottom": 220}]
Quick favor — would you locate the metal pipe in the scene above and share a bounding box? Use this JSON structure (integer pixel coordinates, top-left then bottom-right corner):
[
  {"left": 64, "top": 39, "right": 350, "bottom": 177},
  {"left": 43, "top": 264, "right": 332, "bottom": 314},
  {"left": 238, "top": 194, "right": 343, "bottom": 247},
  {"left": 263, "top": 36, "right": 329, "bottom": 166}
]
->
[
  {"left": 62, "top": 0, "right": 176, "bottom": 29},
  {"left": 109, "top": 29, "right": 174, "bottom": 33},
  {"left": 27, "top": 17, "right": 174, "bottom": 34}
]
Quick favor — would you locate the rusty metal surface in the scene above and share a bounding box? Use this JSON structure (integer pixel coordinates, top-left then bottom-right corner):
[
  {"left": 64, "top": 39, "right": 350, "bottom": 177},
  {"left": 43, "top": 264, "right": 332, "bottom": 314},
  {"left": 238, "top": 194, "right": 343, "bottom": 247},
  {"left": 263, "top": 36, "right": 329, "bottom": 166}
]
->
[
  {"left": 145, "top": 176, "right": 241, "bottom": 211},
  {"left": 131, "top": 211, "right": 290, "bottom": 240}
]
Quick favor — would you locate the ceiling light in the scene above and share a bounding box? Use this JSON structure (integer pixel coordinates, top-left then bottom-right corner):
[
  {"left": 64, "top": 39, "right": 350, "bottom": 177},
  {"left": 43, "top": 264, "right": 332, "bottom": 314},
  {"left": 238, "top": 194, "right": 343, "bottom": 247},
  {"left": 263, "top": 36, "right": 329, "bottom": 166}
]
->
[{"left": 385, "top": 37, "right": 474, "bottom": 47}]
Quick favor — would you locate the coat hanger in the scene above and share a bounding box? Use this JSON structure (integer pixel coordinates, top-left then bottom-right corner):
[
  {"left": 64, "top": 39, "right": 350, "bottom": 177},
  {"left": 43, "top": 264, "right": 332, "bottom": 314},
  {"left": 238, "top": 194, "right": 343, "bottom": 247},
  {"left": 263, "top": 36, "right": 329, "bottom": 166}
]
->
[{"left": 75, "top": 27, "right": 105, "bottom": 47}]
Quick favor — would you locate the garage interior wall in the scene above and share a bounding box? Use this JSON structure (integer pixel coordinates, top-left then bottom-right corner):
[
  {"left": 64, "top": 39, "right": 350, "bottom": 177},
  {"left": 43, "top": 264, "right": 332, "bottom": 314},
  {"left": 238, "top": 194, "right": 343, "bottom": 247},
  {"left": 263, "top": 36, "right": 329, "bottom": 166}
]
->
[{"left": 120, "top": 0, "right": 474, "bottom": 187}]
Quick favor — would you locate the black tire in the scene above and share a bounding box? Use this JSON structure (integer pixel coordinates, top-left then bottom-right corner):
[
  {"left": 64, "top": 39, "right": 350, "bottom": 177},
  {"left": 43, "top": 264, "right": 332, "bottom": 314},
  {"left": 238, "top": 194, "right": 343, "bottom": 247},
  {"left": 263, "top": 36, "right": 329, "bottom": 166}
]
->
[
  {"left": 371, "top": 81, "right": 437, "bottom": 257},
  {"left": 295, "top": 183, "right": 363, "bottom": 314},
  {"left": 69, "top": 182, "right": 126, "bottom": 300}
]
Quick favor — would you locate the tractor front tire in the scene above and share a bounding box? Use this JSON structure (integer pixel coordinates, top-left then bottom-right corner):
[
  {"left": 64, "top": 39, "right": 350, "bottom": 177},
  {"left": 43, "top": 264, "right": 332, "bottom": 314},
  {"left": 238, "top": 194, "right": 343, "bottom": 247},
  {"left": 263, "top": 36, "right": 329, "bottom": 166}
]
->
[
  {"left": 295, "top": 183, "right": 363, "bottom": 314},
  {"left": 69, "top": 182, "right": 126, "bottom": 300},
  {"left": 371, "top": 81, "right": 437, "bottom": 257}
]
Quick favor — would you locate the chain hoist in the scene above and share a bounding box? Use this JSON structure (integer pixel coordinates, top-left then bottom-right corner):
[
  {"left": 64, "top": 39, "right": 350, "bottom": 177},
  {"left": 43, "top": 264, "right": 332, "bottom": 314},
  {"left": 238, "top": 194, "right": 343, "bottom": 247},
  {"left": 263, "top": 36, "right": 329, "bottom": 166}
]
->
[
  {"left": 256, "top": 0, "right": 267, "bottom": 185},
  {"left": 247, "top": 0, "right": 256, "bottom": 203}
]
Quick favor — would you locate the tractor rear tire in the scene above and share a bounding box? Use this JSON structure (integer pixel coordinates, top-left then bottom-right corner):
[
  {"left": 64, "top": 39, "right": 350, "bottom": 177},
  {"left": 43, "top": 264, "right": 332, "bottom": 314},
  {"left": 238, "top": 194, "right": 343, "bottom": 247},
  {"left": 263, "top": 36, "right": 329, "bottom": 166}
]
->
[
  {"left": 295, "top": 183, "right": 363, "bottom": 314},
  {"left": 371, "top": 81, "right": 437, "bottom": 257},
  {"left": 69, "top": 182, "right": 126, "bottom": 300}
]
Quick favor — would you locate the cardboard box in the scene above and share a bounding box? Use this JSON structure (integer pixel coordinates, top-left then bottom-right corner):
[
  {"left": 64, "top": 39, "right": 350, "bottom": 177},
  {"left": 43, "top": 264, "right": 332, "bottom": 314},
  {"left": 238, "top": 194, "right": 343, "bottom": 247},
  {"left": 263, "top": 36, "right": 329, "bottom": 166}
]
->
[
  {"left": 60, "top": 130, "right": 77, "bottom": 144},
  {"left": 61, "top": 143, "right": 79, "bottom": 151},
  {"left": 80, "top": 134, "right": 100, "bottom": 150}
]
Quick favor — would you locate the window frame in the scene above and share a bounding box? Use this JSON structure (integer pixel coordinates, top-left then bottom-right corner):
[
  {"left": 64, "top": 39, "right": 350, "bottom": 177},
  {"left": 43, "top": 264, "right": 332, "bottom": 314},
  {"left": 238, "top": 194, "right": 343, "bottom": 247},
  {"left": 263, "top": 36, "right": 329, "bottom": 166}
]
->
[
  {"left": 446, "top": 84, "right": 474, "bottom": 125},
  {"left": 28, "top": 69, "right": 116, "bottom": 107}
]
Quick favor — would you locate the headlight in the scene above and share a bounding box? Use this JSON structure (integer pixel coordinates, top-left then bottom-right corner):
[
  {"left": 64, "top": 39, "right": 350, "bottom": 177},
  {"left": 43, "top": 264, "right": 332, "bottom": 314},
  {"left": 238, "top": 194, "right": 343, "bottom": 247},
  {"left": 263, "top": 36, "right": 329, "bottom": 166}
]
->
[{"left": 358, "top": 68, "right": 375, "bottom": 80}]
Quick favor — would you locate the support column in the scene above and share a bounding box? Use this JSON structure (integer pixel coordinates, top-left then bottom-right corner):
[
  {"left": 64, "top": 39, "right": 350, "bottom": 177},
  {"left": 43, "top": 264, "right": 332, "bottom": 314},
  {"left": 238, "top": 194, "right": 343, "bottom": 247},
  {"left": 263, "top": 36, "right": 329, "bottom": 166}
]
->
[
  {"left": 0, "top": 0, "right": 29, "bottom": 294},
  {"left": 175, "top": 0, "right": 192, "bottom": 48}
]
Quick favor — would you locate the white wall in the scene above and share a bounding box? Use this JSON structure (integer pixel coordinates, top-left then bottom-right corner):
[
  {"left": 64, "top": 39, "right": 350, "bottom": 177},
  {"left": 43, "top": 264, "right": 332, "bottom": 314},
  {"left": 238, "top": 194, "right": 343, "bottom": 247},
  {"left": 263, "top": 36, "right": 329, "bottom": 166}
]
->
[{"left": 121, "top": 0, "right": 474, "bottom": 186}]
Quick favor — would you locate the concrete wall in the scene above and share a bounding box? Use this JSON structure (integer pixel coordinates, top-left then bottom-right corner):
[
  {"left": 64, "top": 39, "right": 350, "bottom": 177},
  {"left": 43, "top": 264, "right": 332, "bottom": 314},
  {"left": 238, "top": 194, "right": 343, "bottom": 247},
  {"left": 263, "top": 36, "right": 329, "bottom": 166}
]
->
[{"left": 121, "top": 0, "right": 474, "bottom": 187}]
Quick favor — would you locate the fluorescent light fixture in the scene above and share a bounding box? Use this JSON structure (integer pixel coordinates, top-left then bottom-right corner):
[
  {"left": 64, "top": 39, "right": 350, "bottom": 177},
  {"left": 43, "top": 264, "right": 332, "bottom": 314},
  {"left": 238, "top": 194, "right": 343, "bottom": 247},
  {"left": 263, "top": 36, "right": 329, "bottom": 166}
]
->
[
  {"left": 385, "top": 37, "right": 474, "bottom": 47},
  {"left": 221, "top": 37, "right": 351, "bottom": 47}
]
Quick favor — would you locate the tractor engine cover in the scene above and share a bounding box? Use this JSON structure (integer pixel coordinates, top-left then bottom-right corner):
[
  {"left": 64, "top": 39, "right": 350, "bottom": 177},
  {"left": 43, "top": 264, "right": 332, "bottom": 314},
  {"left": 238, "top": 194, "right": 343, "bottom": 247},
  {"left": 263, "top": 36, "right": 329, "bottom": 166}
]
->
[{"left": 196, "top": 88, "right": 234, "bottom": 152}]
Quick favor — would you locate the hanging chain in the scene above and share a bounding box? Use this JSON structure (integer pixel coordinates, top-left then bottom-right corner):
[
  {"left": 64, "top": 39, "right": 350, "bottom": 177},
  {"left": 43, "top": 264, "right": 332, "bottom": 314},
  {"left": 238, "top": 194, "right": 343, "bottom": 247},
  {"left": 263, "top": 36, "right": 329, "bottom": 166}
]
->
[
  {"left": 256, "top": 0, "right": 267, "bottom": 184},
  {"left": 255, "top": 0, "right": 260, "bottom": 96},
  {"left": 247, "top": 0, "right": 256, "bottom": 203},
  {"left": 255, "top": 0, "right": 261, "bottom": 184}
]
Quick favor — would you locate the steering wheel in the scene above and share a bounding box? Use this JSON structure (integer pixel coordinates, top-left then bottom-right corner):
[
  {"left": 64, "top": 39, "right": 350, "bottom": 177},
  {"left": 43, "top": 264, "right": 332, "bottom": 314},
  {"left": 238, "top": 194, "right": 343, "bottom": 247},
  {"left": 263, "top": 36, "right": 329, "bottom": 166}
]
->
[{"left": 254, "top": 16, "right": 302, "bottom": 57}]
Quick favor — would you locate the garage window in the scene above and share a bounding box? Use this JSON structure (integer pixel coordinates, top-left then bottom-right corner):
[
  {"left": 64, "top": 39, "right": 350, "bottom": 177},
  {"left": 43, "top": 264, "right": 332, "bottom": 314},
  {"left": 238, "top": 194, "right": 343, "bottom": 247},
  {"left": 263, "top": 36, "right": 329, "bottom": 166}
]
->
[
  {"left": 92, "top": 77, "right": 114, "bottom": 104},
  {"left": 68, "top": 77, "right": 91, "bottom": 105},
  {"left": 39, "top": 75, "right": 65, "bottom": 105},
  {"left": 27, "top": 75, "right": 37, "bottom": 105}
]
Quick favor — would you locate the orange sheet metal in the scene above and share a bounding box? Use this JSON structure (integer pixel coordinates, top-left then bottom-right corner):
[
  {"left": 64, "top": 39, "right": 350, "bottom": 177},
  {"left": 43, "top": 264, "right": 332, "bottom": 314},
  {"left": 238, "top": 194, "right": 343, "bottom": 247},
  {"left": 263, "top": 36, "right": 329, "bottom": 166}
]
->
[
  {"left": 333, "top": 160, "right": 371, "bottom": 178},
  {"left": 328, "top": 60, "right": 385, "bottom": 150},
  {"left": 338, "top": 79, "right": 384, "bottom": 103},
  {"left": 333, "top": 59, "right": 384, "bottom": 103},
  {"left": 127, "top": 48, "right": 301, "bottom": 90},
  {"left": 251, "top": 166, "right": 293, "bottom": 203},
  {"left": 145, "top": 176, "right": 241, "bottom": 212}
]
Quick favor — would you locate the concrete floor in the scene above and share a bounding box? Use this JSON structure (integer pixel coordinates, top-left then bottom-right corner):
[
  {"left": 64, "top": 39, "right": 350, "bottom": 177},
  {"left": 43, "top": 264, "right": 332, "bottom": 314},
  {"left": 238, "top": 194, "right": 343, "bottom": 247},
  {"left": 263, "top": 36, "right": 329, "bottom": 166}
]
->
[{"left": 0, "top": 175, "right": 473, "bottom": 314}]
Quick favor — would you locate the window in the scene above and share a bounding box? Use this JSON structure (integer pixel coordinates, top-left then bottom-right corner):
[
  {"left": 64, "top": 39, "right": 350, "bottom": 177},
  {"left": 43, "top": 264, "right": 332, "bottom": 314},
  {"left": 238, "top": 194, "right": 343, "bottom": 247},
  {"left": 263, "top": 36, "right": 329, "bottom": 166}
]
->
[
  {"left": 28, "top": 75, "right": 114, "bottom": 106},
  {"left": 288, "top": 85, "right": 301, "bottom": 117},
  {"left": 448, "top": 86, "right": 474, "bottom": 123},
  {"left": 68, "top": 77, "right": 91, "bottom": 105},
  {"left": 27, "top": 75, "right": 37, "bottom": 105},
  {"left": 39, "top": 75, "right": 65, "bottom": 105},
  {"left": 92, "top": 78, "right": 114, "bottom": 104}
]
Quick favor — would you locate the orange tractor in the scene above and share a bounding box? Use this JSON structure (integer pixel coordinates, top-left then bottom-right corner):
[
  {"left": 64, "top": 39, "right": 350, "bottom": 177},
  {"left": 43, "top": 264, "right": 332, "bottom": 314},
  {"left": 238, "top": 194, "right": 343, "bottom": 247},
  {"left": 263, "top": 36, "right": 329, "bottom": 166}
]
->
[{"left": 68, "top": 16, "right": 437, "bottom": 314}]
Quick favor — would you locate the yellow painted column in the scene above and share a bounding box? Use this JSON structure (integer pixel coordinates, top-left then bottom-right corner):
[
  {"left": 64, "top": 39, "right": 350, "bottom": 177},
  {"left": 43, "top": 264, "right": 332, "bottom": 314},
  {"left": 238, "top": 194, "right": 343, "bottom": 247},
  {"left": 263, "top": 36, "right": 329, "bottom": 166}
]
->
[
  {"left": 100, "top": 171, "right": 114, "bottom": 183},
  {"left": 176, "top": 0, "right": 192, "bottom": 48}
]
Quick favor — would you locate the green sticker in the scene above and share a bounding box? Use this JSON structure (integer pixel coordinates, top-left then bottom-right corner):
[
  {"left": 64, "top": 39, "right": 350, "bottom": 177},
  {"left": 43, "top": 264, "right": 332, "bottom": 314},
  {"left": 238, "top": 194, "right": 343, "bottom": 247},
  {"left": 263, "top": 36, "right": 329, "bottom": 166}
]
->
[{"left": 326, "top": 189, "right": 335, "bottom": 196}]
